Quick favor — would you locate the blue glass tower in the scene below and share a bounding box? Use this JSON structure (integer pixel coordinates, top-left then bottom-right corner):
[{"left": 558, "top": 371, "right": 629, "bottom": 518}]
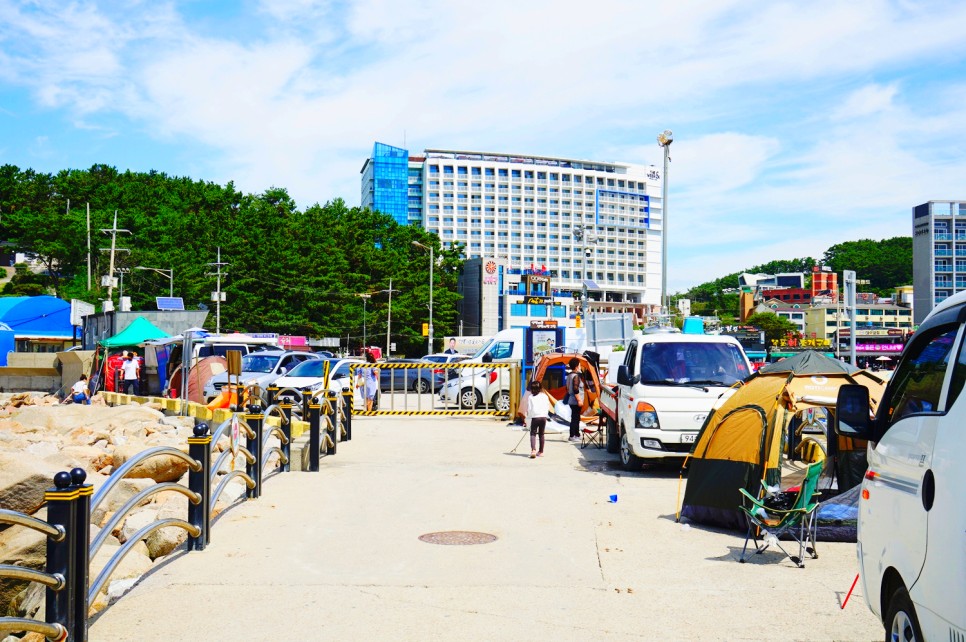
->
[{"left": 361, "top": 142, "right": 410, "bottom": 226}]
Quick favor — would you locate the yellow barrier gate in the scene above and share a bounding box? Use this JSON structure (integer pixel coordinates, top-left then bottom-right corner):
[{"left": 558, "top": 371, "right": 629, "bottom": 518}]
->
[{"left": 348, "top": 362, "right": 519, "bottom": 417}]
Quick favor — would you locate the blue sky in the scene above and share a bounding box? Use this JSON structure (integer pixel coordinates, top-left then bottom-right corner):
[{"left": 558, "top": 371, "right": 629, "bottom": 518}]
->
[{"left": 1, "top": 0, "right": 965, "bottom": 291}]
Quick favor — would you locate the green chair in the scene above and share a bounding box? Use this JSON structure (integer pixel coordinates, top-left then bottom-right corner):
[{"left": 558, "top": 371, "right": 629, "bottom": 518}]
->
[{"left": 737, "top": 461, "right": 823, "bottom": 567}]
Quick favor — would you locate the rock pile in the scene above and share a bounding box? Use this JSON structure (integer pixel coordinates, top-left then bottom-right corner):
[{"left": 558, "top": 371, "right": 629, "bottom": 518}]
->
[{"left": 0, "top": 394, "right": 250, "bottom": 632}]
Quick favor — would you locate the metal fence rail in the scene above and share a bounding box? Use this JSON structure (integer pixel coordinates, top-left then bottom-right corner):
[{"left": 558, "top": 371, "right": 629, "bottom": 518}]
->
[
  {"left": 349, "top": 361, "right": 519, "bottom": 416},
  {"left": 0, "top": 391, "right": 355, "bottom": 641}
]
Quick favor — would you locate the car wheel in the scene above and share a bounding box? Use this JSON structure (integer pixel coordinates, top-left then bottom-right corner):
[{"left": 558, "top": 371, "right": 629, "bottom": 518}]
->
[
  {"left": 605, "top": 414, "right": 620, "bottom": 453},
  {"left": 459, "top": 388, "right": 481, "bottom": 409},
  {"left": 885, "top": 586, "right": 923, "bottom": 642},
  {"left": 414, "top": 378, "right": 430, "bottom": 394},
  {"left": 491, "top": 390, "right": 510, "bottom": 413},
  {"left": 620, "top": 426, "right": 642, "bottom": 471}
]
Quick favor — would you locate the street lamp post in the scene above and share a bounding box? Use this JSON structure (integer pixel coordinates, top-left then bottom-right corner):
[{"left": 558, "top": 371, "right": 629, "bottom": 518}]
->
[
  {"left": 356, "top": 293, "right": 372, "bottom": 349},
  {"left": 573, "top": 224, "right": 596, "bottom": 318},
  {"left": 657, "top": 129, "right": 673, "bottom": 316},
  {"left": 134, "top": 266, "right": 174, "bottom": 297},
  {"left": 377, "top": 279, "right": 399, "bottom": 358},
  {"left": 412, "top": 241, "right": 434, "bottom": 354}
]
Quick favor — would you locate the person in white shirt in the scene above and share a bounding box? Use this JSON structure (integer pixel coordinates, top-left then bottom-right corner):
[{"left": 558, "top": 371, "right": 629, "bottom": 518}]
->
[
  {"left": 120, "top": 352, "right": 140, "bottom": 395},
  {"left": 71, "top": 374, "right": 91, "bottom": 405},
  {"left": 525, "top": 379, "right": 553, "bottom": 459}
]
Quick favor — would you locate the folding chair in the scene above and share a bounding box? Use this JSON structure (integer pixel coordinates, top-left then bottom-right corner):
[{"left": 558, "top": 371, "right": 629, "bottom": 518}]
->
[
  {"left": 737, "top": 461, "right": 822, "bottom": 567},
  {"left": 580, "top": 415, "right": 604, "bottom": 449}
]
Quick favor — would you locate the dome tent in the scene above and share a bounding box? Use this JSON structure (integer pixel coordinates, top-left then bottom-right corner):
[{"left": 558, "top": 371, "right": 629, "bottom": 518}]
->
[{"left": 679, "top": 350, "right": 886, "bottom": 531}]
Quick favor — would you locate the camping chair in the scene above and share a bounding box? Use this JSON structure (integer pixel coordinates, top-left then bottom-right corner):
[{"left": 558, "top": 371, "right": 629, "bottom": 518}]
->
[
  {"left": 737, "top": 461, "right": 823, "bottom": 567},
  {"left": 580, "top": 413, "right": 604, "bottom": 449}
]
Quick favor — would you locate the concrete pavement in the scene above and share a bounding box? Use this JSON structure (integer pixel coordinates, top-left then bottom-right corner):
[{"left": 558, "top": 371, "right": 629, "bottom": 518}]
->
[{"left": 89, "top": 416, "right": 882, "bottom": 641}]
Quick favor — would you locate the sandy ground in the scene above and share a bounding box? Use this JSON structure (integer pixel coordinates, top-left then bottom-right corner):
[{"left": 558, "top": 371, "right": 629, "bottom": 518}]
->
[{"left": 88, "top": 415, "right": 882, "bottom": 641}]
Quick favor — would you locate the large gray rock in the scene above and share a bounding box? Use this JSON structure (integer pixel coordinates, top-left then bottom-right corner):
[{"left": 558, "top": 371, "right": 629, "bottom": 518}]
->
[
  {"left": 111, "top": 444, "right": 191, "bottom": 483},
  {"left": 144, "top": 495, "right": 191, "bottom": 559},
  {"left": 88, "top": 475, "right": 155, "bottom": 527},
  {"left": 117, "top": 506, "right": 159, "bottom": 544},
  {"left": 0, "top": 453, "right": 63, "bottom": 515},
  {"left": 88, "top": 539, "right": 153, "bottom": 615}
]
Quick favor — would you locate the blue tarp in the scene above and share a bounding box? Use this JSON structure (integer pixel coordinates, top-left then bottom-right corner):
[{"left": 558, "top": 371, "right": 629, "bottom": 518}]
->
[{"left": 0, "top": 296, "right": 73, "bottom": 338}]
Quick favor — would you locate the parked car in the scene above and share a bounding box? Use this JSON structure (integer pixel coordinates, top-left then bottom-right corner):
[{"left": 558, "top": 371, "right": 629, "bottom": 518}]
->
[
  {"left": 438, "top": 366, "right": 510, "bottom": 409},
  {"left": 202, "top": 350, "right": 322, "bottom": 402},
  {"left": 380, "top": 359, "right": 447, "bottom": 393},
  {"left": 272, "top": 357, "right": 368, "bottom": 407},
  {"left": 421, "top": 353, "right": 469, "bottom": 365},
  {"left": 833, "top": 289, "right": 966, "bottom": 641}
]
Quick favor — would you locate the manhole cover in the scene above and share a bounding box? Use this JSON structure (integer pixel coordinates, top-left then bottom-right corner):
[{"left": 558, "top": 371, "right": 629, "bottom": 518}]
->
[{"left": 418, "top": 531, "right": 498, "bottom": 545}]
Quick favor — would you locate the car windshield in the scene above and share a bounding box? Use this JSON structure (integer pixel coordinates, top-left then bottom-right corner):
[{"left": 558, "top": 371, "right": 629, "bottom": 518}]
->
[
  {"left": 639, "top": 342, "right": 748, "bottom": 386},
  {"left": 286, "top": 359, "right": 331, "bottom": 378},
  {"left": 241, "top": 354, "right": 279, "bottom": 373}
]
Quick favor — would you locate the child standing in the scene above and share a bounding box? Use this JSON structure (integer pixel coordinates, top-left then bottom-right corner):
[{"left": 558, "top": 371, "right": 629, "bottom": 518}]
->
[{"left": 525, "top": 379, "right": 552, "bottom": 459}]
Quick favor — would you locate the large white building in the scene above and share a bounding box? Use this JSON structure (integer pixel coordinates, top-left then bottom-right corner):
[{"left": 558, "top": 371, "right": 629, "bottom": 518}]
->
[
  {"left": 361, "top": 143, "right": 665, "bottom": 328},
  {"left": 913, "top": 200, "right": 966, "bottom": 324}
]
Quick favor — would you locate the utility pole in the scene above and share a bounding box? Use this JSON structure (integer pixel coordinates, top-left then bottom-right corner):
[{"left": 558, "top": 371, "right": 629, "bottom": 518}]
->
[
  {"left": 99, "top": 210, "right": 130, "bottom": 304},
  {"left": 86, "top": 202, "right": 91, "bottom": 291},
  {"left": 206, "top": 247, "right": 229, "bottom": 333},
  {"left": 380, "top": 279, "right": 400, "bottom": 358}
]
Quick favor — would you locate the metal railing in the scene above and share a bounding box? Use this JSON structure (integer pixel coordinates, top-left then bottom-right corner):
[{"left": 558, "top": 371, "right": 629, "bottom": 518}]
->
[{"left": 0, "top": 391, "right": 355, "bottom": 640}]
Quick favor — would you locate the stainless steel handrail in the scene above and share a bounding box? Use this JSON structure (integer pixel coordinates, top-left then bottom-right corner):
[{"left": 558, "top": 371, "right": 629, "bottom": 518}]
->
[
  {"left": 88, "top": 518, "right": 200, "bottom": 603},
  {"left": 0, "top": 565, "right": 65, "bottom": 591},
  {"left": 0, "top": 618, "right": 66, "bottom": 640},
  {"left": 261, "top": 404, "right": 290, "bottom": 425},
  {"left": 91, "top": 447, "right": 202, "bottom": 514},
  {"left": 210, "top": 471, "right": 256, "bottom": 514},
  {"left": 90, "top": 482, "right": 201, "bottom": 560},
  {"left": 0, "top": 508, "right": 65, "bottom": 542},
  {"left": 210, "top": 414, "right": 255, "bottom": 447},
  {"left": 210, "top": 446, "right": 255, "bottom": 484},
  {"left": 261, "top": 448, "right": 288, "bottom": 470}
]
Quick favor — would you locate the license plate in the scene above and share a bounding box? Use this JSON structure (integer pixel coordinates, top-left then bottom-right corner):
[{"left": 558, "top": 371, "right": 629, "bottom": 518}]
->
[{"left": 681, "top": 433, "right": 697, "bottom": 443}]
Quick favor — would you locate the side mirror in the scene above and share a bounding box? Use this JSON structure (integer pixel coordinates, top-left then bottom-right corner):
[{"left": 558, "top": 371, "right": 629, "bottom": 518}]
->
[
  {"left": 279, "top": 367, "right": 287, "bottom": 375},
  {"left": 834, "top": 384, "right": 873, "bottom": 440},
  {"left": 481, "top": 352, "right": 493, "bottom": 363},
  {"left": 616, "top": 364, "right": 638, "bottom": 387}
]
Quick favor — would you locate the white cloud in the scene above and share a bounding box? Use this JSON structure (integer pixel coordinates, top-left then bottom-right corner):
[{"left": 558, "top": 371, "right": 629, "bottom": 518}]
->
[{"left": 3, "top": 0, "right": 966, "bottom": 291}]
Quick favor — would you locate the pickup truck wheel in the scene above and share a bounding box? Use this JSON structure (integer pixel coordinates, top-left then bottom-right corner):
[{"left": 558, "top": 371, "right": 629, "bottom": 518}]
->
[
  {"left": 460, "top": 388, "right": 481, "bottom": 409},
  {"left": 885, "top": 586, "right": 922, "bottom": 642},
  {"left": 605, "top": 414, "right": 620, "bottom": 453},
  {"left": 620, "top": 427, "right": 643, "bottom": 470}
]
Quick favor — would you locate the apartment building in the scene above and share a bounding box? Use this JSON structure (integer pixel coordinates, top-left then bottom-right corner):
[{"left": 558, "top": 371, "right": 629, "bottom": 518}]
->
[{"left": 912, "top": 200, "right": 966, "bottom": 324}]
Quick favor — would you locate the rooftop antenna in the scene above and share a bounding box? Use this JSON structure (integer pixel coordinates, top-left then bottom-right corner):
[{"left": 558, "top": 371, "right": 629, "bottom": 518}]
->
[{"left": 99, "top": 210, "right": 131, "bottom": 302}]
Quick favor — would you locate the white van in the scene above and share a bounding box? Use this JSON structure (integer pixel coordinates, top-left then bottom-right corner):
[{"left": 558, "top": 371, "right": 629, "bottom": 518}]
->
[{"left": 834, "top": 291, "right": 966, "bottom": 641}]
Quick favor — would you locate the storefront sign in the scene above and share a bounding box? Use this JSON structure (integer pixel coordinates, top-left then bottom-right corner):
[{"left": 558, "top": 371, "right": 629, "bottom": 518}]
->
[
  {"left": 770, "top": 338, "right": 831, "bottom": 348},
  {"left": 856, "top": 343, "right": 904, "bottom": 352}
]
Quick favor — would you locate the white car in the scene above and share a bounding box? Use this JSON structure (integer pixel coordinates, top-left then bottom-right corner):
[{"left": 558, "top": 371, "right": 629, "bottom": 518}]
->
[
  {"left": 438, "top": 366, "right": 511, "bottom": 410},
  {"left": 834, "top": 290, "right": 966, "bottom": 641},
  {"left": 202, "top": 350, "right": 322, "bottom": 402},
  {"left": 272, "top": 357, "right": 366, "bottom": 406}
]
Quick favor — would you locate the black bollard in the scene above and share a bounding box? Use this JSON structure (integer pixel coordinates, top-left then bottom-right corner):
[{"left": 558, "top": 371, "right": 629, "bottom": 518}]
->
[
  {"left": 246, "top": 413, "right": 264, "bottom": 499},
  {"left": 279, "top": 403, "right": 292, "bottom": 473},
  {"left": 187, "top": 423, "right": 212, "bottom": 551},
  {"left": 308, "top": 401, "right": 321, "bottom": 472},
  {"left": 69, "top": 467, "right": 92, "bottom": 641},
  {"left": 44, "top": 471, "right": 77, "bottom": 639},
  {"left": 324, "top": 390, "right": 338, "bottom": 455},
  {"left": 341, "top": 387, "right": 353, "bottom": 441}
]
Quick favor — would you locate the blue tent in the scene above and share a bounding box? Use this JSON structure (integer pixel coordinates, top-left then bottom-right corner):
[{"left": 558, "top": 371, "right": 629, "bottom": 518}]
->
[
  {"left": 0, "top": 295, "right": 73, "bottom": 346},
  {"left": 0, "top": 322, "right": 14, "bottom": 366}
]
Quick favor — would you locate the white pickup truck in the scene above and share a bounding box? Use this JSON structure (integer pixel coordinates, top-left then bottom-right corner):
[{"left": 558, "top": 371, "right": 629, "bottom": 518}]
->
[{"left": 599, "top": 329, "right": 752, "bottom": 469}]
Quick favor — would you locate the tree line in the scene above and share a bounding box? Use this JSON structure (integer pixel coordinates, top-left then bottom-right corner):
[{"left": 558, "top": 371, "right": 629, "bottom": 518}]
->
[{"left": 0, "top": 164, "right": 462, "bottom": 356}]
